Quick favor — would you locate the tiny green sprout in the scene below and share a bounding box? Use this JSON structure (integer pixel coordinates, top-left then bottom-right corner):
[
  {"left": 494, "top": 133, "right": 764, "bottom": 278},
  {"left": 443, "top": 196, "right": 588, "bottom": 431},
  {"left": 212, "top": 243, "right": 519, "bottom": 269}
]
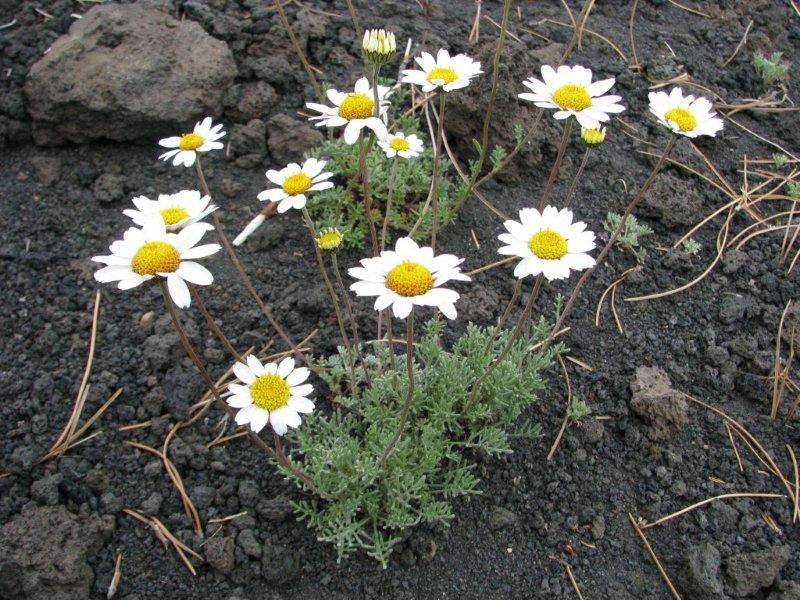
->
[
  {"left": 513, "top": 124, "right": 525, "bottom": 146},
  {"left": 567, "top": 397, "right": 592, "bottom": 422},
  {"left": 603, "top": 211, "right": 653, "bottom": 263},
  {"left": 786, "top": 181, "right": 800, "bottom": 199},
  {"left": 490, "top": 145, "right": 508, "bottom": 172},
  {"left": 773, "top": 153, "right": 789, "bottom": 168},
  {"left": 752, "top": 51, "right": 789, "bottom": 87},
  {"left": 682, "top": 237, "right": 701, "bottom": 256}
]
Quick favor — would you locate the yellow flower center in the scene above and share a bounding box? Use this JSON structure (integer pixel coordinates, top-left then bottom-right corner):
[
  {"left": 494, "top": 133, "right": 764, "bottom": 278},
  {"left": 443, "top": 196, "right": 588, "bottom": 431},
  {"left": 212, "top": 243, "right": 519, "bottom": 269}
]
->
[
  {"left": 528, "top": 229, "right": 568, "bottom": 260},
  {"left": 338, "top": 93, "right": 375, "bottom": 120},
  {"left": 131, "top": 241, "right": 181, "bottom": 275},
  {"left": 664, "top": 107, "right": 697, "bottom": 132},
  {"left": 179, "top": 132, "right": 205, "bottom": 151},
  {"left": 552, "top": 83, "right": 591, "bottom": 111},
  {"left": 160, "top": 206, "right": 190, "bottom": 225},
  {"left": 389, "top": 137, "right": 411, "bottom": 151},
  {"left": 426, "top": 66, "right": 458, "bottom": 85},
  {"left": 316, "top": 228, "right": 343, "bottom": 251},
  {"left": 282, "top": 172, "right": 312, "bottom": 195},
  {"left": 250, "top": 373, "right": 290, "bottom": 411},
  {"left": 385, "top": 261, "right": 434, "bottom": 297}
]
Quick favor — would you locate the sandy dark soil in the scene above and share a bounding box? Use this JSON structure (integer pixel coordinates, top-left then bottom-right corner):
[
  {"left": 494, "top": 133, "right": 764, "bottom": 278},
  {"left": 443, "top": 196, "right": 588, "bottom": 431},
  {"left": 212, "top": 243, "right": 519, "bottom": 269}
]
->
[{"left": 1, "top": 0, "right": 799, "bottom": 599}]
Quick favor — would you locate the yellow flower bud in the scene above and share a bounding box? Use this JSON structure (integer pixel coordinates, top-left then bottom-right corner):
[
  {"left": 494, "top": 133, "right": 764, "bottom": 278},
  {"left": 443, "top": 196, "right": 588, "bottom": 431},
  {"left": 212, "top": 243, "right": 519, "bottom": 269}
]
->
[{"left": 580, "top": 127, "right": 606, "bottom": 145}]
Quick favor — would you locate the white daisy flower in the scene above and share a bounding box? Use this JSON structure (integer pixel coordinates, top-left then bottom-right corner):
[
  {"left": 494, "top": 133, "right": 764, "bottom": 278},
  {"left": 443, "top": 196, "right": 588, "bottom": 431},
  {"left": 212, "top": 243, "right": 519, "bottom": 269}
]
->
[
  {"left": 305, "top": 77, "right": 391, "bottom": 144},
  {"left": 518, "top": 65, "right": 625, "bottom": 129},
  {"left": 158, "top": 116, "right": 226, "bottom": 168},
  {"left": 92, "top": 220, "right": 221, "bottom": 308},
  {"left": 257, "top": 157, "right": 334, "bottom": 213},
  {"left": 648, "top": 87, "right": 724, "bottom": 138},
  {"left": 348, "top": 237, "right": 470, "bottom": 319},
  {"left": 226, "top": 355, "right": 314, "bottom": 436},
  {"left": 122, "top": 190, "right": 217, "bottom": 231},
  {"left": 498, "top": 206, "right": 596, "bottom": 281},
  {"left": 401, "top": 48, "right": 482, "bottom": 93},
  {"left": 377, "top": 131, "right": 424, "bottom": 159}
]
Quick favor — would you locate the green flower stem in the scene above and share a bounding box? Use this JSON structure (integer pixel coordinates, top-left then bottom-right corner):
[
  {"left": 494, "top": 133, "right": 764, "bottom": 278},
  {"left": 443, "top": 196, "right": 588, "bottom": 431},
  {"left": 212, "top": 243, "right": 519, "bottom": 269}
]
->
[
  {"left": 330, "top": 251, "right": 372, "bottom": 388},
  {"left": 465, "top": 275, "right": 544, "bottom": 414},
  {"left": 372, "top": 64, "right": 381, "bottom": 119},
  {"left": 188, "top": 284, "right": 240, "bottom": 361},
  {"left": 538, "top": 117, "right": 574, "bottom": 210},
  {"left": 378, "top": 310, "right": 415, "bottom": 467},
  {"left": 357, "top": 135, "right": 380, "bottom": 256},
  {"left": 408, "top": 92, "right": 446, "bottom": 248},
  {"left": 544, "top": 134, "right": 679, "bottom": 350},
  {"left": 159, "top": 280, "right": 320, "bottom": 495},
  {"left": 194, "top": 157, "right": 304, "bottom": 362},
  {"left": 301, "top": 208, "right": 358, "bottom": 396},
  {"left": 375, "top": 159, "right": 400, "bottom": 361},
  {"left": 564, "top": 146, "right": 591, "bottom": 209}
]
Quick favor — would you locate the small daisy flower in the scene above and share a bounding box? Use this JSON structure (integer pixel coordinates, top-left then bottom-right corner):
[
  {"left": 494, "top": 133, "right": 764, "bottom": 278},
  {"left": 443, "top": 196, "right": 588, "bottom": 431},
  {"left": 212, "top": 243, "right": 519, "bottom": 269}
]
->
[
  {"left": 257, "top": 157, "right": 334, "bottom": 213},
  {"left": 401, "top": 48, "right": 482, "bottom": 93},
  {"left": 518, "top": 65, "right": 625, "bottom": 129},
  {"left": 498, "top": 206, "right": 596, "bottom": 281},
  {"left": 122, "top": 190, "right": 217, "bottom": 231},
  {"left": 580, "top": 127, "right": 606, "bottom": 145},
  {"left": 158, "top": 117, "right": 226, "bottom": 168},
  {"left": 226, "top": 355, "right": 314, "bottom": 436},
  {"left": 306, "top": 77, "right": 391, "bottom": 144},
  {"left": 92, "top": 220, "right": 221, "bottom": 308},
  {"left": 316, "top": 227, "right": 344, "bottom": 251},
  {"left": 348, "top": 237, "right": 470, "bottom": 319},
  {"left": 648, "top": 87, "right": 724, "bottom": 138},
  {"left": 378, "top": 131, "right": 424, "bottom": 159}
]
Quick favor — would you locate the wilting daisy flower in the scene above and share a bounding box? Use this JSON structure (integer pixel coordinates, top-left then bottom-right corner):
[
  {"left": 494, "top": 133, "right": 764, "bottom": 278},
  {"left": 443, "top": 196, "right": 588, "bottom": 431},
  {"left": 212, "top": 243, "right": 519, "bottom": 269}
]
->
[
  {"left": 518, "top": 65, "right": 624, "bottom": 129},
  {"left": 306, "top": 77, "right": 391, "bottom": 144},
  {"left": 158, "top": 117, "right": 226, "bottom": 168},
  {"left": 257, "top": 157, "right": 334, "bottom": 213},
  {"left": 122, "top": 190, "right": 217, "bottom": 231},
  {"left": 498, "top": 206, "right": 596, "bottom": 281},
  {"left": 378, "top": 131, "right": 424, "bottom": 159},
  {"left": 226, "top": 355, "right": 314, "bottom": 436},
  {"left": 92, "top": 220, "right": 220, "bottom": 308},
  {"left": 648, "top": 87, "right": 724, "bottom": 138},
  {"left": 401, "top": 48, "right": 482, "bottom": 93},
  {"left": 349, "top": 237, "right": 470, "bottom": 319}
]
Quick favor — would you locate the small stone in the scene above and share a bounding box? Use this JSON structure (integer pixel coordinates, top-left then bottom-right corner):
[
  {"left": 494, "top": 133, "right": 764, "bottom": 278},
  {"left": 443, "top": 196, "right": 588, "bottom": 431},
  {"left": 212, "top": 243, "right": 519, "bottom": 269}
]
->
[
  {"left": 256, "top": 496, "right": 292, "bottom": 521},
  {"left": 238, "top": 480, "right": 259, "bottom": 508},
  {"left": 725, "top": 545, "right": 791, "bottom": 597},
  {"left": 590, "top": 515, "right": 605, "bottom": 540},
  {"left": 30, "top": 474, "right": 62, "bottom": 506},
  {"left": 204, "top": 535, "right": 235, "bottom": 574},
  {"left": 487, "top": 507, "right": 518, "bottom": 531},
  {"left": 685, "top": 543, "right": 725, "bottom": 599},
  {"left": 629, "top": 366, "right": 688, "bottom": 441},
  {"left": 29, "top": 155, "right": 62, "bottom": 186},
  {"left": 229, "top": 118, "right": 266, "bottom": 158},
  {"left": 140, "top": 492, "right": 163, "bottom": 515},
  {"left": 92, "top": 173, "right": 126, "bottom": 204},
  {"left": 266, "top": 113, "right": 323, "bottom": 165},
  {"left": 191, "top": 485, "right": 216, "bottom": 510},
  {"left": 236, "top": 529, "right": 262, "bottom": 558}
]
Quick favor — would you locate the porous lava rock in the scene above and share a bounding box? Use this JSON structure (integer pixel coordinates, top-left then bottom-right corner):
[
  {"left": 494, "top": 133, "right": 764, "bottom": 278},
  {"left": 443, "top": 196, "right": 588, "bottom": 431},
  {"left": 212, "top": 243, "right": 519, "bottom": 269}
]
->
[{"left": 25, "top": 4, "right": 236, "bottom": 144}]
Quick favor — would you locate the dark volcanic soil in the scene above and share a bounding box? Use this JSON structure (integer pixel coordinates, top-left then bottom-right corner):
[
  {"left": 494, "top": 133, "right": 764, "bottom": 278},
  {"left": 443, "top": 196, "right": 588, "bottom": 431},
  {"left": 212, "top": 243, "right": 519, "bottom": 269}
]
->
[{"left": 1, "top": 0, "right": 799, "bottom": 599}]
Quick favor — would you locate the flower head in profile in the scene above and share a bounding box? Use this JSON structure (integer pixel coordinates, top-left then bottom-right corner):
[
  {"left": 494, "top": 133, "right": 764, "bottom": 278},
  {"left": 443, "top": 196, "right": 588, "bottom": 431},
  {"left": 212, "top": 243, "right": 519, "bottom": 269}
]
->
[
  {"left": 122, "top": 190, "right": 217, "bottom": 231},
  {"left": 519, "top": 65, "right": 624, "bottom": 129},
  {"left": 580, "top": 127, "right": 606, "bottom": 145},
  {"left": 349, "top": 237, "right": 470, "bottom": 319},
  {"left": 306, "top": 77, "right": 391, "bottom": 144},
  {"left": 226, "top": 355, "right": 314, "bottom": 436},
  {"left": 401, "top": 49, "right": 482, "bottom": 93},
  {"left": 315, "top": 227, "right": 344, "bottom": 251},
  {"left": 648, "top": 87, "right": 723, "bottom": 138},
  {"left": 158, "top": 117, "right": 226, "bottom": 168},
  {"left": 498, "top": 206, "right": 596, "bottom": 281},
  {"left": 257, "top": 157, "right": 334, "bottom": 213},
  {"left": 362, "top": 28, "right": 396, "bottom": 64},
  {"left": 92, "top": 220, "right": 220, "bottom": 308},
  {"left": 377, "top": 131, "right": 424, "bottom": 159}
]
